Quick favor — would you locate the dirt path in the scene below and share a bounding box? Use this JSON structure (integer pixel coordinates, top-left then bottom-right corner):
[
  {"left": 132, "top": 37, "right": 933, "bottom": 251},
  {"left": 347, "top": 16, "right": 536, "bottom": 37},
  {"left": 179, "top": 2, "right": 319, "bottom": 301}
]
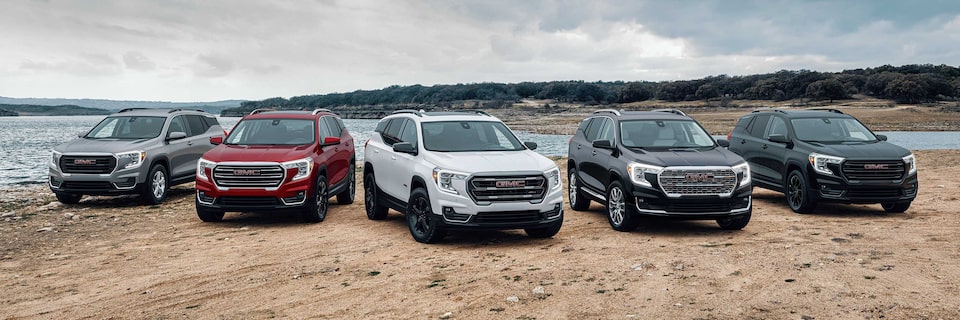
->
[{"left": 2, "top": 150, "right": 959, "bottom": 319}]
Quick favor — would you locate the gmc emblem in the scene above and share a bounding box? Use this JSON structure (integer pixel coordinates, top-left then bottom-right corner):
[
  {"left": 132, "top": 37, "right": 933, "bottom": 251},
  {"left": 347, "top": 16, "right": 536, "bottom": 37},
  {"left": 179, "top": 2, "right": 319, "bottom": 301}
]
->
[
  {"left": 863, "top": 164, "right": 889, "bottom": 170},
  {"left": 233, "top": 169, "right": 261, "bottom": 176},
  {"left": 685, "top": 173, "right": 711, "bottom": 182},
  {"left": 496, "top": 180, "right": 526, "bottom": 188},
  {"left": 73, "top": 159, "right": 97, "bottom": 165}
]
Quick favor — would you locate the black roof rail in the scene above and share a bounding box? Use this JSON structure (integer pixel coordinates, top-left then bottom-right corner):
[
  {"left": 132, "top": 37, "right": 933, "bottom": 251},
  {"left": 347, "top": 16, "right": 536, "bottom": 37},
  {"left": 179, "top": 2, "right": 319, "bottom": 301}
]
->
[
  {"left": 651, "top": 108, "right": 688, "bottom": 117},
  {"left": 392, "top": 109, "right": 424, "bottom": 117},
  {"left": 806, "top": 108, "right": 844, "bottom": 114},
  {"left": 473, "top": 110, "right": 491, "bottom": 116},
  {"left": 751, "top": 108, "right": 788, "bottom": 114},
  {"left": 593, "top": 109, "right": 622, "bottom": 116},
  {"left": 167, "top": 108, "right": 206, "bottom": 113},
  {"left": 311, "top": 108, "right": 333, "bottom": 115},
  {"left": 117, "top": 108, "right": 150, "bottom": 113},
  {"left": 249, "top": 108, "right": 276, "bottom": 115}
]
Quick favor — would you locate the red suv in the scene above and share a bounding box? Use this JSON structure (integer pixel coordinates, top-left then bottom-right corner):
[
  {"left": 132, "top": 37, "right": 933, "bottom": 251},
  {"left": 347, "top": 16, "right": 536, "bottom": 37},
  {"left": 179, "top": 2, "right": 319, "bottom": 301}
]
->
[{"left": 195, "top": 109, "right": 355, "bottom": 222}]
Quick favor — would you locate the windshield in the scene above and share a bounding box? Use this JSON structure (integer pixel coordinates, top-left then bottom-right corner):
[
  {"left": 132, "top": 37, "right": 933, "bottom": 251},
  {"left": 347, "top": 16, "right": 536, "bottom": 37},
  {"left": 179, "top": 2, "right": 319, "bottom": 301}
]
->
[
  {"left": 225, "top": 119, "right": 315, "bottom": 145},
  {"left": 86, "top": 116, "right": 165, "bottom": 139},
  {"left": 422, "top": 121, "right": 525, "bottom": 152},
  {"left": 791, "top": 117, "right": 877, "bottom": 142},
  {"left": 619, "top": 120, "right": 715, "bottom": 148}
]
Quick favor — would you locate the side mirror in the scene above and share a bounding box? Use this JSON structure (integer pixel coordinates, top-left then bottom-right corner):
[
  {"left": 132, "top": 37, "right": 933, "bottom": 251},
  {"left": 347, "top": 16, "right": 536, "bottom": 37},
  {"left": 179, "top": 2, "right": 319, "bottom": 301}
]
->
[
  {"left": 167, "top": 131, "right": 187, "bottom": 140},
  {"left": 523, "top": 141, "right": 538, "bottom": 150},
  {"left": 322, "top": 136, "right": 341, "bottom": 146},
  {"left": 876, "top": 134, "right": 887, "bottom": 141},
  {"left": 592, "top": 140, "right": 614, "bottom": 149},
  {"left": 392, "top": 142, "right": 417, "bottom": 155},
  {"left": 716, "top": 139, "right": 730, "bottom": 147},
  {"left": 209, "top": 136, "right": 223, "bottom": 145},
  {"left": 767, "top": 134, "right": 790, "bottom": 144},
  {"left": 77, "top": 131, "right": 87, "bottom": 138}
]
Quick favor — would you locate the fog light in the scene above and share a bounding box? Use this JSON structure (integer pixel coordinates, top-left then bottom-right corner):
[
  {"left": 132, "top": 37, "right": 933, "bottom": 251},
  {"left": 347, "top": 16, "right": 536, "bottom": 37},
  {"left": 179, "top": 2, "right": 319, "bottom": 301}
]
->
[
  {"left": 197, "top": 191, "right": 216, "bottom": 204},
  {"left": 281, "top": 191, "right": 306, "bottom": 205}
]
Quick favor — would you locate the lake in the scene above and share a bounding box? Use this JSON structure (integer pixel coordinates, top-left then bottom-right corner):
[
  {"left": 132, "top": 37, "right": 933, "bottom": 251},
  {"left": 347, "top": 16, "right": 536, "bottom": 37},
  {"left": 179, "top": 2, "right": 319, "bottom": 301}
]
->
[{"left": 1, "top": 116, "right": 958, "bottom": 188}]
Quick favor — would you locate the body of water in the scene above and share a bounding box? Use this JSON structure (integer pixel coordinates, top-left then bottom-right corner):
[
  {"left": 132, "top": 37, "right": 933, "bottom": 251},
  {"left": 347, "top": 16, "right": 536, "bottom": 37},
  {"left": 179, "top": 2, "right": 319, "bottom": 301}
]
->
[{"left": 1, "top": 116, "right": 958, "bottom": 188}]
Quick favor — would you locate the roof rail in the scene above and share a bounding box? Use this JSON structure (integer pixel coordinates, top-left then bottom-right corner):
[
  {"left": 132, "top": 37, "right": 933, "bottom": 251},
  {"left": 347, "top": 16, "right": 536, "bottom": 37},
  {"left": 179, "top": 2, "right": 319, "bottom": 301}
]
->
[
  {"left": 473, "top": 110, "right": 491, "bottom": 116},
  {"left": 751, "top": 108, "right": 788, "bottom": 114},
  {"left": 392, "top": 109, "right": 424, "bottom": 117},
  {"left": 806, "top": 108, "right": 844, "bottom": 114},
  {"left": 249, "top": 108, "right": 275, "bottom": 115},
  {"left": 651, "top": 108, "right": 687, "bottom": 117},
  {"left": 168, "top": 108, "right": 206, "bottom": 113},
  {"left": 117, "top": 108, "right": 150, "bottom": 113},
  {"left": 593, "top": 109, "right": 621, "bottom": 116},
  {"left": 311, "top": 108, "right": 333, "bottom": 115}
]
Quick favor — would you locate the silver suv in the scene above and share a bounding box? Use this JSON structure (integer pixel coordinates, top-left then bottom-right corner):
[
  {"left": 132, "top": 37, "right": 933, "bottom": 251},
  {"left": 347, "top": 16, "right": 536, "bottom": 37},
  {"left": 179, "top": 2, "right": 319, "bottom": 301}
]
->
[{"left": 49, "top": 108, "right": 224, "bottom": 204}]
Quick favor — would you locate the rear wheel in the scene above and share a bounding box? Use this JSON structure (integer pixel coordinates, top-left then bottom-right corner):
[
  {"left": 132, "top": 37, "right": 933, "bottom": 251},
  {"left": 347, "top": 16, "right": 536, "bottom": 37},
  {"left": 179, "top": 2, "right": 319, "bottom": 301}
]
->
[
  {"left": 302, "top": 174, "right": 328, "bottom": 223},
  {"left": 406, "top": 187, "right": 446, "bottom": 243},
  {"left": 717, "top": 211, "right": 751, "bottom": 230},
  {"left": 55, "top": 192, "right": 82, "bottom": 204},
  {"left": 337, "top": 163, "right": 356, "bottom": 204},
  {"left": 881, "top": 201, "right": 911, "bottom": 213},
  {"left": 786, "top": 170, "right": 816, "bottom": 214},
  {"left": 606, "top": 181, "right": 639, "bottom": 231},
  {"left": 196, "top": 198, "right": 224, "bottom": 222},
  {"left": 364, "top": 172, "right": 388, "bottom": 220},
  {"left": 568, "top": 169, "right": 590, "bottom": 211},
  {"left": 140, "top": 164, "right": 168, "bottom": 205}
]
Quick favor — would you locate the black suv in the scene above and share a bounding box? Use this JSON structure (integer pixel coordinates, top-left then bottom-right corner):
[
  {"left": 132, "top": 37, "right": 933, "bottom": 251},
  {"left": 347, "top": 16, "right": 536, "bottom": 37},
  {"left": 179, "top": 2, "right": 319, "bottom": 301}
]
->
[
  {"left": 568, "top": 109, "right": 752, "bottom": 231},
  {"left": 727, "top": 108, "right": 918, "bottom": 213}
]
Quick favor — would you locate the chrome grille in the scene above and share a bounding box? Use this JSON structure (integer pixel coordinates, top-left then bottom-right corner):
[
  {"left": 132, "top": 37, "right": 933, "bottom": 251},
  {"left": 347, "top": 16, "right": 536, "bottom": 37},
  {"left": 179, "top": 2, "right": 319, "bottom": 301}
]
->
[
  {"left": 213, "top": 165, "right": 284, "bottom": 188},
  {"left": 658, "top": 168, "right": 738, "bottom": 196},
  {"left": 468, "top": 175, "right": 546, "bottom": 203},
  {"left": 842, "top": 160, "right": 905, "bottom": 180},
  {"left": 60, "top": 155, "right": 116, "bottom": 174}
]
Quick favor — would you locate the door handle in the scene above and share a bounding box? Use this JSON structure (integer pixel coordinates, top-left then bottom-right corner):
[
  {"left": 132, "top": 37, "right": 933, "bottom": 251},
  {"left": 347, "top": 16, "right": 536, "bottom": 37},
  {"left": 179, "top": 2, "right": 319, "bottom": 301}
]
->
[
  {"left": 592, "top": 151, "right": 597, "bottom": 156},
  {"left": 577, "top": 144, "right": 582, "bottom": 149},
  {"left": 761, "top": 144, "right": 768, "bottom": 149},
  {"left": 739, "top": 139, "right": 745, "bottom": 144},
  {"left": 390, "top": 156, "right": 397, "bottom": 160}
]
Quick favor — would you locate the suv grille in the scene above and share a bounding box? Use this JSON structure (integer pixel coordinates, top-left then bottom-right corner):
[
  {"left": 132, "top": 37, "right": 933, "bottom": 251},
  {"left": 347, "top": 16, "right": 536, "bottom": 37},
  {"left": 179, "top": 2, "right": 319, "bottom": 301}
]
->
[
  {"left": 60, "top": 155, "right": 116, "bottom": 174},
  {"left": 213, "top": 165, "right": 285, "bottom": 188},
  {"left": 658, "top": 169, "right": 738, "bottom": 196},
  {"left": 842, "top": 160, "right": 905, "bottom": 180},
  {"left": 468, "top": 175, "right": 546, "bottom": 203}
]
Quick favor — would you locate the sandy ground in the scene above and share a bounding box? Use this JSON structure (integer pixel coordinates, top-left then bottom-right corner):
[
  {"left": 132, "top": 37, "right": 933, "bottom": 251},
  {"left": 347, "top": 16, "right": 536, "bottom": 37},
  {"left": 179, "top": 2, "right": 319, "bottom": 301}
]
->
[{"left": 1, "top": 148, "right": 959, "bottom": 319}]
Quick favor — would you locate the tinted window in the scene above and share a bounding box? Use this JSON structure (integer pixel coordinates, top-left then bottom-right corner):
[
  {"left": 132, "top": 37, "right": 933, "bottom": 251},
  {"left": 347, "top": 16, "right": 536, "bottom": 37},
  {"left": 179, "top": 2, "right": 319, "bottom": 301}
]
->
[
  {"left": 226, "top": 119, "right": 315, "bottom": 145},
  {"left": 86, "top": 116, "right": 165, "bottom": 139},
  {"left": 202, "top": 115, "right": 220, "bottom": 128},
  {"left": 620, "top": 120, "right": 715, "bottom": 148},
  {"left": 747, "top": 114, "right": 771, "bottom": 138},
  {"left": 375, "top": 119, "right": 388, "bottom": 133},
  {"left": 767, "top": 117, "right": 788, "bottom": 138},
  {"left": 398, "top": 119, "right": 418, "bottom": 147},
  {"left": 597, "top": 119, "right": 615, "bottom": 143},
  {"left": 584, "top": 117, "right": 605, "bottom": 141},
  {"left": 318, "top": 117, "right": 335, "bottom": 142},
  {"left": 185, "top": 115, "right": 208, "bottom": 136},
  {"left": 422, "top": 121, "right": 524, "bottom": 152},
  {"left": 791, "top": 117, "right": 878, "bottom": 142},
  {"left": 168, "top": 116, "right": 188, "bottom": 137},
  {"left": 324, "top": 117, "right": 343, "bottom": 137}
]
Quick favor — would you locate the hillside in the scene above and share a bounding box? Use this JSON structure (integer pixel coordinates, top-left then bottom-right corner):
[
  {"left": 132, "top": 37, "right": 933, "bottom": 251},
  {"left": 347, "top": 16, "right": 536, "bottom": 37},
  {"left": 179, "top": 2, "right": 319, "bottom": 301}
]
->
[
  {"left": 0, "top": 104, "right": 111, "bottom": 116},
  {"left": 0, "top": 96, "right": 243, "bottom": 114}
]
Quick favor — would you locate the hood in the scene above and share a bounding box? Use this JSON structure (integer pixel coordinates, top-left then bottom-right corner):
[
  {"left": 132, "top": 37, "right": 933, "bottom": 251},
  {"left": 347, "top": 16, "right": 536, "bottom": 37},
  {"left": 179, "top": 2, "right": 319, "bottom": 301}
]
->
[
  {"left": 624, "top": 147, "right": 745, "bottom": 167},
  {"left": 202, "top": 144, "right": 314, "bottom": 163},
  {"left": 799, "top": 141, "right": 911, "bottom": 160},
  {"left": 54, "top": 137, "right": 157, "bottom": 154},
  {"left": 424, "top": 150, "right": 557, "bottom": 173}
]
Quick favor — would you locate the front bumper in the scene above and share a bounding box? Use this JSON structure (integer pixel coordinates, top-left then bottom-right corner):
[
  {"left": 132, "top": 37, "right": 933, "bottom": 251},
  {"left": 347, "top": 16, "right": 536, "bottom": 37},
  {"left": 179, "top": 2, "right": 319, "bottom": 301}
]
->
[
  {"left": 48, "top": 164, "right": 143, "bottom": 195},
  {"left": 813, "top": 173, "right": 918, "bottom": 204},
  {"left": 195, "top": 176, "right": 313, "bottom": 212},
  {"left": 628, "top": 185, "right": 753, "bottom": 219},
  {"left": 429, "top": 182, "right": 565, "bottom": 230}
]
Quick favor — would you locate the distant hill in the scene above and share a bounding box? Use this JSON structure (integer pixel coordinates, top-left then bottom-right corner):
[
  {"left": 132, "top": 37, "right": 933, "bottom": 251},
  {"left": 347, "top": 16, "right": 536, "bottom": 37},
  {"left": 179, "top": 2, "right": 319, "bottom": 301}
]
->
[
  {"left": 0, "top": 97, "right": 244, "bottom": 114},
  {"left": 0, "top": 104, "right": 112, "bottom": 116}
]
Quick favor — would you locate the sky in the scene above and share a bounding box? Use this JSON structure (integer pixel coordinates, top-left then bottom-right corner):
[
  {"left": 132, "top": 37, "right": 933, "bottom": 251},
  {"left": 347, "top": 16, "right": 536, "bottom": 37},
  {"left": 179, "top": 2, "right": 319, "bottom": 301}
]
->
[{"left": 2, "top": 0, "right": 959, "bottom": 102}]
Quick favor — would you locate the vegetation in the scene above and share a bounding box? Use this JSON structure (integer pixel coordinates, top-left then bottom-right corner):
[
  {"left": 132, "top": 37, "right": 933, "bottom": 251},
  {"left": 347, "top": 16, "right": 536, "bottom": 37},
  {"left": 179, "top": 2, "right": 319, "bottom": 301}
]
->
[
  {"left": 228, "top": 64, "right": 960, "bottom": 115},
  {"left": 0, "top": 104, "right": 111, "bottom": 116}
]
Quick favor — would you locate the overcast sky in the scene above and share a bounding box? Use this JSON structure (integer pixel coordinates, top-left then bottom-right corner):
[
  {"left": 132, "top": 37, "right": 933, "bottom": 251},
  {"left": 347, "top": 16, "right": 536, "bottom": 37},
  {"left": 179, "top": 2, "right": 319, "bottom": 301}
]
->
[{"left": 2, "top": 0, "right": 959, "bottom": 102}]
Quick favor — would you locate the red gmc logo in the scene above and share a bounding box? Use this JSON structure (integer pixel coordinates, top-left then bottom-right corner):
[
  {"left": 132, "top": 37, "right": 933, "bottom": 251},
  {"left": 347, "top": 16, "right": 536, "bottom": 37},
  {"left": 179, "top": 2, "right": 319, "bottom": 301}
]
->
[
  {"left": 685, "top": 173, "right": 711, "bottom": 182},
  {"left": 233, "top": 169, "right": 261, "bottom": 176},
  {"left": 496, "top": 180, "right": 526, "bottom": 188},
  {"left": 73, "top": 159, "right": 96, "bottom": 165},
  {"left": 863, "top": 164, "right": 889, "bottom": 170}
]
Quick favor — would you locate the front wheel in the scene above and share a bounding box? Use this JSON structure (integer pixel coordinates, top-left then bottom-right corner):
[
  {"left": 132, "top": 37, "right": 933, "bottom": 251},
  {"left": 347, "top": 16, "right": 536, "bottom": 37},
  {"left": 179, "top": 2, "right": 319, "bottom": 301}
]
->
[
  {"left": 337, "top": 163, "right": 356, "bottom": 205},
  {"left": 196, "top": 198, "right": 224, "bottom": 222},
  {"left": 525, "top": 219, "right": 563, "bottom": 238},
  {"left": 786, "top": 170, "right": 816, "bottom": 214},
  {"left": 364, "top": 172, "right": 388, "bottom": 220},
  {"left": 406, "top": 188, "right": 446, "bottom": 243},
  {"left": 568, "top": 169, "right": 590, "bottom": 211},
  {"left": 302, "top": 174, "right": 328, "bottom": 223},
  {"left": 55, "top": 192, "right": 82, "bottom": 204},
  {"left": 606, "top": 181, "right": 639, "bottom": 231},
  {"left": 140, "top": 164, "right": 168, "bottom": 205},
  {"left": 716, "top": 211, "right": 751, "bottom": 230},
  {"left": 881, "top": 201, "right": 911, "bottom": 213}
]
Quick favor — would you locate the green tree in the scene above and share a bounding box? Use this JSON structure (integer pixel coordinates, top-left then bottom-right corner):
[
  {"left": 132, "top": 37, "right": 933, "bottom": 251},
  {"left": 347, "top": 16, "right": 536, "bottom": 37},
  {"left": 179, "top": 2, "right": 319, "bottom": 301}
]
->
[{"left": 805, "top": 79, "right": 846, "bottom": 102}]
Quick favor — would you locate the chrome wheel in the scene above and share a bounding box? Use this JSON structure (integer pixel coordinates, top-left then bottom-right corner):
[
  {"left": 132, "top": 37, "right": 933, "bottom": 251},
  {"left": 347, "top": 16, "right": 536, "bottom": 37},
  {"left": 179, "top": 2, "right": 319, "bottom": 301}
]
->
[
  {"left": 151, "top": 170, "right": 166, "bottom": 199},
  {"left": 568, "top": 172, "right": 578, "bottom": 205},
  {"left": 608, "top": 186, "right": 625, "bottom": 226}
]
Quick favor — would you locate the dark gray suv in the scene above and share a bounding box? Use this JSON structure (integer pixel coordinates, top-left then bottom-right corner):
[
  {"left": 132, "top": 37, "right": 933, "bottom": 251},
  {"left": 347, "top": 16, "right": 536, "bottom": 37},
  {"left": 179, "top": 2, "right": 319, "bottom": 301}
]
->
[{"left": 49, "top": 108, "right": 225, "bottom": 204}]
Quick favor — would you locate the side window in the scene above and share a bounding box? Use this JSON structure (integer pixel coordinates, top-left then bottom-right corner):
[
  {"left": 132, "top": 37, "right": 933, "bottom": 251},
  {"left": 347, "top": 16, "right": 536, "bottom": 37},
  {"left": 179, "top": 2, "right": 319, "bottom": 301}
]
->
[
  {"left": 375, "top": 119, "right": 389, "bottom": 133},
  {"left": 766, "top": 116, "right": 788, "bottom": 138},
  {"left": 597, "top": 118, "right": 615, "bottom": 143},
  {"left": 324, "top": 117, "right": 343, "bottom": 137},
  {"left": 746, "top": 114, "right": 771, "bottom": 139},
  {"left": 398, "top": 119, "right": 418, "bottom": 148},
  {"left": 583, "top": 117, "right": 603, "bottom": 141},
  {"left": 202, "top": 115, "right": 220, "bottom": 128},
  {"left": 383, "top": 118, "right": 404, "bottom": 145},
  {"left": 576, "top": 118, "right": 590, "bottom": 136},
  {"left": 318, "top": 116, "right": 335, "bottom": 142},
  {"left": 185, "top": 115, "right": 208, "bottom": 136},
  {"left": 168, "top": 116, "right": 187, "bottom": 137}
]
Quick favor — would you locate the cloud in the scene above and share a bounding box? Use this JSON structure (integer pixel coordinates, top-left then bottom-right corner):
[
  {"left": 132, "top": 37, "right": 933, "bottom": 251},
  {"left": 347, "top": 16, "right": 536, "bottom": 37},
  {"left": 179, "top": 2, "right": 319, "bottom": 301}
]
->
[{"left": 123, "top": 51, "right": 156, "bottom": 71}]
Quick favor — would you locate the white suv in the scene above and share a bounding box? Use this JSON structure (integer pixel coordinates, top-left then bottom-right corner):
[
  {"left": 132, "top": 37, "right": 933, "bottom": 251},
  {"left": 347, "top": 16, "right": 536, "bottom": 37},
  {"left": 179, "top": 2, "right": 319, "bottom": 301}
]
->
[{"left": 363, "top": 110, "right": 564, "bottom": 243}]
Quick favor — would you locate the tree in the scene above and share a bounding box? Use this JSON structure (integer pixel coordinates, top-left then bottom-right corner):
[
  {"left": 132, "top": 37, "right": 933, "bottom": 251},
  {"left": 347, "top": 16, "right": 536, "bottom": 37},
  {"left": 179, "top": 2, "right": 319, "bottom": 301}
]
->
[
  {"left": 805, "top": 79, "right": 846, "bottom": 102},
  {"left": 695, "top": 83, "right": 720, "bottom": 101},
  {"left": 884, "top": 76, "right": 927, "bottom": 103}
]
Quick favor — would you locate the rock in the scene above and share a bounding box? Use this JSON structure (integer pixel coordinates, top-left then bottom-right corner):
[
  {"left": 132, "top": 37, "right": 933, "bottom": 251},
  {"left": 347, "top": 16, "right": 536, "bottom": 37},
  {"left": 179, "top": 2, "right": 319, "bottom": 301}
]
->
[
  {"left": 439, "top": 312, "right": 452, "bottom": 319},
  {"left": 1, "top": 211, "right": 15, "bottom": 218},
  {"left": 532, "top": 286, "right": 545, "bottom": 294},
  {"left": 37, "top": 227, "right": 54, "bottom": 232},
  {"left": 37, "top": 202, "right": 62, "bottom": 211},
  {"left": 63, "top": 212, "right": 75, "bottom": 219},
  {"left": 506, "top": 296, "right": 519, "bottom": 302}
]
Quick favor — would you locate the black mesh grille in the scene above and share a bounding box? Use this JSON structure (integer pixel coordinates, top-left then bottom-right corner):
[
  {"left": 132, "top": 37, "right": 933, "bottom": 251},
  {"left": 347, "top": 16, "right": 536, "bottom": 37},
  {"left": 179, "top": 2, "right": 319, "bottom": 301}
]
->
[
  {"left": 468, "top": 175, "right": 546, "bottom": 203},
  {"left": 217, "top": 196, "right": 279, "bottom": 206},
  {"left": 60, "top": 156, "right": 116, "bottom": 174},
  {"left": 846, "top": 188, "right": 902, "bottom": 198},
  {"left": 842, "top": 160, "right": 905, "bottom": 180},
  {"left": 474, "top": 210, "right": 542, "bottom": 224},
  {"left": 60, "top": 181, "right": 115, "bottom": 190},
  {"left": 667, "top": 200, "right": 732, "bottom": 213}
]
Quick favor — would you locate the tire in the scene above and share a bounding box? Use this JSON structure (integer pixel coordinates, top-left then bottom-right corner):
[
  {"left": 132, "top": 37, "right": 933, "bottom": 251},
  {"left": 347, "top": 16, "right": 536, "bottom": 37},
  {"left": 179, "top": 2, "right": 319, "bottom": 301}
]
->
[
  {"left": 140, "top": 164, "right": 168, "bottom": 205},
  {"left": 525, "top": 219, "right": 563, "bottom": 238},
  {"left": 195, "top": 198, "right": 224, "bottom": 222},
  {"left": 406, "top": 187, "right": 446, "bottom": 244},
  {"left": 302, "top": 174, "right": 328, "bottom": 223},
  {"left": 606, "top": 180, "right": 639, "bottom": 231},
  {"left": 364, "top": 172, "right": 388, "bottom": 220},
  {"left": 717, "top": 211, "right": 751, "bottom": 230},
  {"left": 568, "top": 169, "right": 590, "bottom": 211},
  {"left": 786, "top": 169, "right": 816, "bottom": 214},
  {"left": 881, "top": 201, "right": 911, "bottom": 213},
  {"left": 337, "top": 163, "right": 356, "bottom": 205},
  {"left": 55, "top": 192, "right": 82, "bottom": 204}
]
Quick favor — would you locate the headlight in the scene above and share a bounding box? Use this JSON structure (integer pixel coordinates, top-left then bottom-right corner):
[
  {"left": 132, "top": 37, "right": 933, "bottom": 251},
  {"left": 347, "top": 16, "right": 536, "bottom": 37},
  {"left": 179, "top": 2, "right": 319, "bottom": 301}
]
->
[
  {"left": 808, "top": 152, "right": 844, "bottom": 176},
  {"left": 197, "top": 158, "right": 216, "bottom": 181},
  {"left": 627, "top": 162, "right": 663, "bottom": 188},
  {"left": 52, "top": 150, "right": 62, "bottom": 166},
  {"left": 282, "top": 157, "right": 314, "bottom": 181},
  {"left": 545, "top": 167, "right": 561, "bottom": 190},
  {"left": 116, "top": 150, "right": 146, "bottom": 170},
  {"left": 903, "top": 154, "right": 917, "bottom": 175},
  {"left": 732, "top": 162, "right": 751, "bottom": 188},
  {"left": 433, "top": 168, "right": 468, "bottom": 195}
]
